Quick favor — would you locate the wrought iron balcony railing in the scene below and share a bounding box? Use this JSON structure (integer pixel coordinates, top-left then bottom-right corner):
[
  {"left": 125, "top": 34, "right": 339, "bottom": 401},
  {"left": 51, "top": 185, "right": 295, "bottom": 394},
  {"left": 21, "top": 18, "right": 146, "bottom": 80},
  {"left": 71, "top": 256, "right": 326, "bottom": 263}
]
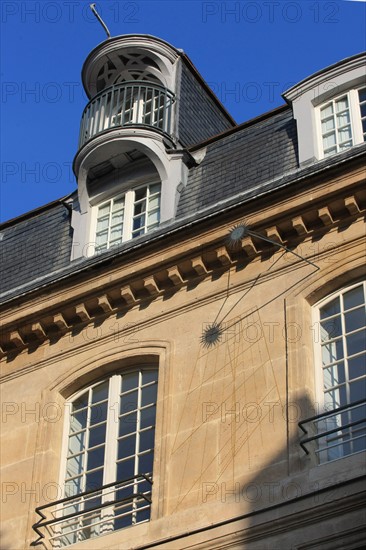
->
[
  {"left": 32, "top": 474, "right": 152, "bottom": 548},
  {"left": 298, "top": 398, "right": 366, "bottom": 464},
  {"left": 78, "top": 82, "right": 175, "bottom": 148}
]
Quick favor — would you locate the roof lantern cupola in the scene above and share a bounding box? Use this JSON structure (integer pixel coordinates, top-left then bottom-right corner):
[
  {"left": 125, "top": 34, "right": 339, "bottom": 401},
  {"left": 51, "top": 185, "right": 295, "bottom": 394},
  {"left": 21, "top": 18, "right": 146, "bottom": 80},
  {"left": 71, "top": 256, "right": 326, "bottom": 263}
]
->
[{"left": 71, "top": 34, "right": 235, "bottom": 260}]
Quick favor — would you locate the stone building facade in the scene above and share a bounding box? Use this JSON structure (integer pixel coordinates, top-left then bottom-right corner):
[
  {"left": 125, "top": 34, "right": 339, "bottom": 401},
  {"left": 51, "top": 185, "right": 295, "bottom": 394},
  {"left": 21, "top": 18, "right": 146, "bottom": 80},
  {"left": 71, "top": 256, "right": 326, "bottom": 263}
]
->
[{"left": 0, "top": 36, "right": 365, "bottom": 549}]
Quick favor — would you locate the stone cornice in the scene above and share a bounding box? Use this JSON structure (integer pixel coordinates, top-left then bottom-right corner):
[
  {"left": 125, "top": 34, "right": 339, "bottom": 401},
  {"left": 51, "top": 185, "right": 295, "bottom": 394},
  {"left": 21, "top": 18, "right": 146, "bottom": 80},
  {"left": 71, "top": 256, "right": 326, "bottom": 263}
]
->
[{"left": 0, "top": 174, "right": 364, "bottom": 361}]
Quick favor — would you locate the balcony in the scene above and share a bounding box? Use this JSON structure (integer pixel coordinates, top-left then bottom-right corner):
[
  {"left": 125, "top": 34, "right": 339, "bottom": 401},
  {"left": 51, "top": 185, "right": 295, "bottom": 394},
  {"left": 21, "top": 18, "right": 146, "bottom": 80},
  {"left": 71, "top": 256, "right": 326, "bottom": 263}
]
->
[
  {"left": 32, "top": 475, "right": 152, "bottom": 548},
  {"left": 299, "top": 398, "right": 366, "bottom": 464},
  {"left": 78, "top": 82, "right": 175, "bottom": 148}
]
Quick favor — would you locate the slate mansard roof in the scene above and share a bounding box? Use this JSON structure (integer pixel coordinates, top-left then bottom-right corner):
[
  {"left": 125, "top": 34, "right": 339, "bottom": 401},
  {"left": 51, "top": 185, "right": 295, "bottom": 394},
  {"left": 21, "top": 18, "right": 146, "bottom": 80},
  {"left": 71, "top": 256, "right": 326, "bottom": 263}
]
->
[{"left": 1, "top": 50, "right": 365, "bottom": 305}]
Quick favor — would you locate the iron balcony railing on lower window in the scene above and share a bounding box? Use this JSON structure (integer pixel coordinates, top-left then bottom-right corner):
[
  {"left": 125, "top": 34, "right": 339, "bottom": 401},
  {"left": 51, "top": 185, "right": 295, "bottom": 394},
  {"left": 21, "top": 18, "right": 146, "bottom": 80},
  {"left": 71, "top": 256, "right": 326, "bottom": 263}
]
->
[
  {"left": 78, "top": 81, "right": 175, "bottom": 148},
  {"left": 32, "top": 474, "right": 152, "bottom": 548},
  {"left": 298, "top": 398, "right": 366, "bottom": 464}
]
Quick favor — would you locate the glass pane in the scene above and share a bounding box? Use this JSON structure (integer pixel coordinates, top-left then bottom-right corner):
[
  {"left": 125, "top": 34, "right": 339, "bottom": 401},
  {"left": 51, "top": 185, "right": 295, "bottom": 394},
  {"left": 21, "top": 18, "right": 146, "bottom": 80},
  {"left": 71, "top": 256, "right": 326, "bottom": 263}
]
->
[
  {"left": 70, "top": 410, "right": 88, "bottom": 433},
  {"left": 321, "top": 103, "right": 333, "bottom": 118},
  {"left": 148, "top": 195, "right": 160, "bottom": 210},
  {"left": 360, "top": 103, "right": 366, "bottom": 118},
  {"left": 139, "top": 429, "right": 155, "bottom": 452},
  {"left": 96, "top": 216, "right": 109, "bottom": 232},
  {"left": 348, "top": 354, "right": 366, "bottom": 381},
  {"left": 142, "top": 371, "right": 158, "bottom": 385},
  {"left": 336, "top": 111, "right": 350, "bottom": 127},
  {"left": 345, "top": 308, "right": 366, "bottom": 333},
  {"left": 85, "top": 469, "right": 103, "bottom": 492},
  {"left": 66, "top": 454, "right": 84, "bottom": 478},
  {"left": 110, "top": 225, "right": 123, "bottom": 240},
  {"left": 117, "top": 458, "right": 135, "bottom": 481},
  {"left": 150, "top": 183, "right": 161, "bottom": 195},
  {"left": 133, "top": 215, "right": 145, "bottom": 231},
  {"left": 87, "top": 446, "right": 105, "bottom": 471},
  {"left": 343, "top": 285, "right": 364, "bottom": 310},
  {"left": 359, "top": 88, "right": 366, "bottom": 103},
  {"left": 323, "top": 133, "right": 336, "bottom": 149},
  {"left": 320, "top": 316, "right": 342, "bottom": 341},
  {"left": 338, "top": 126, "right": 352, "bottom": 142},
  {"left": 323, "top": 362, "right": 345, "bottom": 390},
  {"left": 96, "top": 230, "right": 108, "bottom": 246},
  {"left": 68, "top": 432, "right": 86, "bottom": 455},
  {"left": 111, "top": 211, "right": 124, "bottom": 225},
  {"left": 90, "top": 401, "right": 108, "bottom": 425},
  {"left": 324, "top": 385, "right": 347, "bottom": 410},
  {"left": 350, "top": 379, "right": 366, "bottom": 403},
  {"left": 121, "top": 372, "right": 139, "bottom": 394},
  {"left": 335, "top": 96, "right": 348, "bottom": 112},
  {"left": 98, "top": 203, "right": 110, "bottom": 217},
  {"left": 112, "top": 197, "right": 125, "bottom": 211},
  {"left": 346, "top": 330, "right": 366, "bottom": 356},
  {"left": 135, "top": 188, "right": 147, "bottom": 201},
  {"left": 118, "top": 434, "right": 136, "bottom": 459},
  {"left": 120, "top": 390, "right": 138, "bottom": 414},
  {"left": 65, "top": 477, "right": 82, "bottom": 498},
  {"left": 141, "top": 384, "right": 158, "bottom": 407},
  {"left": 134, "top": 201, "right": 146, "bottom": 216},
  {"left": 320, "top": 297, "right": 340, "bottom": 319},
  {"left": 138, "top": 452, "right": 154, "bottom": 474},
  {"left": 119, "top": 412, "right": 137, "bottom": 437},
  {"left": 140, "top": 405, "right": 156, "bottom": 429},
  {"left": 322, "top": 118, "right": 335, "bottom": 133},
  {"left": 322, "top": 339, "right": 344, "bottom": 366},
  {"left": 73, "top": 392, "right": 89, "bottom": 412},
  {"left": 88, "top": 423, "right": 106, "bottom": 449},
  {"left": 91, "top": 382, "right": 109, "bottom": 404},
  {"left": 147, "top": 211, "right": 159, "bottom": 227}
]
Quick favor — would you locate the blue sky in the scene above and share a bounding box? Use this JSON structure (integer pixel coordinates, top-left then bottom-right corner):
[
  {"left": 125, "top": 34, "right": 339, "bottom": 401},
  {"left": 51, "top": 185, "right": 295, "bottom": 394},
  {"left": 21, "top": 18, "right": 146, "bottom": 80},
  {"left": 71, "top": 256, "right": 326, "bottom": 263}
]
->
[{"left": 1, "top": 0, "right": 365, "bottom": 222}]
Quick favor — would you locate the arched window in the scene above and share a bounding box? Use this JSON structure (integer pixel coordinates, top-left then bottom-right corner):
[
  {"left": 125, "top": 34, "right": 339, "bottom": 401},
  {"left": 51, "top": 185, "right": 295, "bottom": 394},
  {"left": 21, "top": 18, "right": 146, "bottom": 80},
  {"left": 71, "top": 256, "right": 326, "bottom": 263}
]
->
[
  {"left": 38, "top": 366, "right": 159, "bottom": 547},
  {"left": 313, "top": 281, "right": 366, "bottom": 463}
]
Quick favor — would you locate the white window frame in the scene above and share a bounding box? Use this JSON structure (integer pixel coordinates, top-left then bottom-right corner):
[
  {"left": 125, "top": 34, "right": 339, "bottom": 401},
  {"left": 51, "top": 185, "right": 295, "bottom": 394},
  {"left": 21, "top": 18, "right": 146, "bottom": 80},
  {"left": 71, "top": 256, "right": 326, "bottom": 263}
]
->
[
  {"left": 313, "top": 281, "right": 366, "bottom": 463},
  {"left": 89, "top": 181, "right": 161, "bottom": 255},
  {"left": 55, "top": 367, "right": 158, "bottom": 547},
  {"left": 317, "top": 87, "right": 366, "bottom": 159}
]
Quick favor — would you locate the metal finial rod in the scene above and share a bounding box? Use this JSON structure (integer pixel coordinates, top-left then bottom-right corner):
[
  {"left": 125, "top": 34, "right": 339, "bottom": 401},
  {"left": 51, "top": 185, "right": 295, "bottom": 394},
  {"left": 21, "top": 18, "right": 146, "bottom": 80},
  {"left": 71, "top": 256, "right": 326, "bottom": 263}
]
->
[{"left": 90, "top": 3, "right": 111, "bottom": 39}]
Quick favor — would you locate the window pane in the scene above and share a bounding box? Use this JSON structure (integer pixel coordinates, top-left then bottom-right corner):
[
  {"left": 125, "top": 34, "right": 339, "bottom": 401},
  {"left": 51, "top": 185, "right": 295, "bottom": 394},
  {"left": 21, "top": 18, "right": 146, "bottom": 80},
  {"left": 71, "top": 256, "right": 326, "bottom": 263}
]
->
[
  {"left": 98, "top": 203, "right": 110, "bottom": 217},
  {"left": 320, "top": 316, "right": 342, "bottom": 341},
  {"left": 139, "top": 428, "right": 155, "bottom": 452},
  {"left": 323, "top": 362, "right": 345, "bottom": 390},
  {"left": 336, "top": 111, "right": 350, "bottom": 127},
  {"left": 345, "top": 308, "right": 366, "bottom": 333},
  {"left": 321, "top": 103, "right": 333, "bottom": 118},
  {"left": 117, "top": 458, "right": 135, "bottom": 481},
  {"left": 85, "top": 468, "right": 103, "bottom": 492},
  {"left": 70, "top": 410, "right": 87, "bottom": 433},
  {"left": 335, "top": 96, "right": 348, "bottom": 112},
  {"left": 348, "top": 354, "right": 366, "bottom": 381},
  {"left": 88, "top": 423, "right": 106, "bottom": 449},
  {"left": 141, "top": 383, "right": 158, "bottom": 407},
  {"left": 87, "top": 446, "right": 105, "bottom": 471},
  {"left": 68, "top": 432, "right": 86, "bottom": 455},
  {"left": 140, "top": 405, "right": 156, "bottom": 429},
  {"left": 120, "top": 390, "right": 138, "bottom": 414},
  {"left": 118, "top": 434, "right": 136, "bottom": 459},
  {"left": 322, "top": 339, "right": 344, "bottom": 365},
  {"left": 324, "top": 385, "right": 347, "bottom": 409},
  {"left": 112, "top": 197, "right": 125, "bottom": 211},
  {"left": 91, "top": 382, "right": 109, "bottom": 404},
  {"left": 142, "top": 371, "right": 158, "bottom": 385},
  {"left": 359, "top": 88, "right": 366, "bottom": 103},
  {"left": 65, "top": 477, "right": 82, "bottom": 498},
  {"left": 343, "top": 285, "right": 364, "bottom": 310},
  {"left": 96, "top": 216, "right": 109, "bottom": 232},
  {"left": 90, "top": 401, "right": 107, "bottom": 425},
  {"left": 150, "top": 183, "right": 161, "bottom": 195},
  {"left": 73, "top": 392, "right": 89, "bottom": 412},
  {"left": 119, "top": 412, "right": 137, "bottom": 437},
  {"left": 322, "top": 118, "right": 335, "bottom": 133},
  {"left": 135, "top": 188, "right": 147, "bottom": 201},
  {"left": 138, "top": 451, "right": 154, "bottom": 474},
  {"left": 121, "top": 372, "right": 139, "bottom": 393},
  {"left": 66, "top": 454, "right": 84, "bottom": 478},
  {"left": 346, "top": 330, "right": 366, "bottom": 356},
  {"left": 320, "top": 297, "right": 340, "bottom": 319},
  {"left": 350, "top": 379, "right": 366, "bottom": 403}
]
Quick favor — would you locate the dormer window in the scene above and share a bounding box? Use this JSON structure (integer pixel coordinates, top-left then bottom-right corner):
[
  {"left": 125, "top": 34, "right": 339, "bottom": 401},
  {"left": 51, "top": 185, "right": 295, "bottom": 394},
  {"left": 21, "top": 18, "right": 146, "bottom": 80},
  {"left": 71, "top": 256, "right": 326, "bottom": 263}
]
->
[
  {"left": 94, "top": 182, "right": 161, "bottom": 253},
  {"left": 320, "top": 87, "right": 366, "bottom": 157}
]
